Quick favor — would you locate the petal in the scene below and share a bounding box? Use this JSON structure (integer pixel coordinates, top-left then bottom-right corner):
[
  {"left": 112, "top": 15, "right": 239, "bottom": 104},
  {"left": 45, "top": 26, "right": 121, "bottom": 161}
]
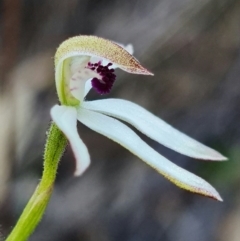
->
[
  {"left": 50, "top": 105, "right": 90, "bottom": 176},
  {"left": 82, "top": 99, "right": 227, "bottom": 161},
  {"left": 77, "top": 108, "right": 222, "bottom": 201}
]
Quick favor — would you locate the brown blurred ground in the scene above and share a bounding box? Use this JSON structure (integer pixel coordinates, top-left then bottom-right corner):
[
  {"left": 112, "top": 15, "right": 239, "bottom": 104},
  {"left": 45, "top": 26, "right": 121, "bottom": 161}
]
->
[{"left": 0, "top": 0, "right": 240, "bottom": 240}]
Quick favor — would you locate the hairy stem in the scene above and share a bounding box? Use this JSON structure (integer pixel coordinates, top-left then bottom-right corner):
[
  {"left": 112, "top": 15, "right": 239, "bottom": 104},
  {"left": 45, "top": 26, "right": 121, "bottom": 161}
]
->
[{"left": 6, "top": 123, "right": 67, "bottom": 241}]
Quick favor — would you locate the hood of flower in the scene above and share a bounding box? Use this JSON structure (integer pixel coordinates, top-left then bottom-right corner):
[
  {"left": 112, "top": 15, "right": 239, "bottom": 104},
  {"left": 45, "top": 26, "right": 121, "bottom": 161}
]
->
[{"left": 54, "top": 35, "right": 153, "bottom": 106}]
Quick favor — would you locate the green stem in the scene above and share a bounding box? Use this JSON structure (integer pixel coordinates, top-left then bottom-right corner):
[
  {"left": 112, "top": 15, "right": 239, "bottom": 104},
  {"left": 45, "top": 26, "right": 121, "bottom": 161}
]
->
[{"left": 6, "top": 122, "right": 67, "bottom": 241}]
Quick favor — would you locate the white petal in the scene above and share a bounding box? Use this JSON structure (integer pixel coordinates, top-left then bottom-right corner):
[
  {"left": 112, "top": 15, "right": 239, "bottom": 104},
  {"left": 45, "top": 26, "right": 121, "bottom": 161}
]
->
[
  {"left": 50, "top": 105, "right": 90, "bottom": 176},
  {"left": 77, "top": 108, "right": 222, "bottom": 201},
  {"left": 82, "top": 99, "right": 227, "bottom": 161}
]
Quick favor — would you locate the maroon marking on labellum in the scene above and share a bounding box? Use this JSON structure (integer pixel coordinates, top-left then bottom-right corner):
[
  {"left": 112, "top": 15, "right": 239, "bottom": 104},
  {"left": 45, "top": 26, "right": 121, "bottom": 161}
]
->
[
  {"left": 70, "top": 87, "right": 78, "bottom": 91},
  {"left": 87, "top": 62, "right": 116, "bottom": 94}
]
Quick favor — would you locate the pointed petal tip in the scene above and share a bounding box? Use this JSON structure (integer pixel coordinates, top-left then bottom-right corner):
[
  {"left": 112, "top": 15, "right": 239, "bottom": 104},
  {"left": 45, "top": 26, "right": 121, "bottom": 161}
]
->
[
  {"left": 208, "top": 149, "right": 228, "bottom": 161},
  {"left": 188, "top": 187, "right": 223, "bottom": 202},
  {"left": 133, "top": 64, "right": 154, "bottom": 76},
  {"left": 194, "top": 185, "right": 223, "bottom": 202},
  {"left": 190, "top": 146, "right": 227, "bottom": 162},
  {"left": 144, "top": 69, "right": 154, "bottom": 76},
  {"left": 216, "top": 156, "right": 228, "bottom": 161},
  {"left": 127, "top": 65, "right": 154, "bottom": 76},
  {"left": 197, "top": 192, "right": 223, "bottom": 202},
  {"left": 190, "top": 191, "right": 222, "bottom": 201},
  {"left": 209, "top": 193, "right": 223, "bottom": 202},
  {"left": 203, "top": 152, "right": 228, "bottom": 162},
  {"left": 203, "top": 189, "right": 223, "bottom": 202},
  {"left": 217, "top": 195, "right": 223, "bottom": 202}
]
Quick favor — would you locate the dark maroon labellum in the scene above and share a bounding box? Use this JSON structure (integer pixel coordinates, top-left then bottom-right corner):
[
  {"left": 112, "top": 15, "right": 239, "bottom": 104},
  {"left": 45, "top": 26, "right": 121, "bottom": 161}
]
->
[{"left": 88, "top": 62, "right": 116, "bottom": 94}]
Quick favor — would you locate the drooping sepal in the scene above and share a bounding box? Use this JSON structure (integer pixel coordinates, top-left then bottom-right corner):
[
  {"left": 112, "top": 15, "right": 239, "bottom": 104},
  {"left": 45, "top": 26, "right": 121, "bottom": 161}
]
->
[{"left": 50, "top": 105, "right": 91, "bottom": 176}]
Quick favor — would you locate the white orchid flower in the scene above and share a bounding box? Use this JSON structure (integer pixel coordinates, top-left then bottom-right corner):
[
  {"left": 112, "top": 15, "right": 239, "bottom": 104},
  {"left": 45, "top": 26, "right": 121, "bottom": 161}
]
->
[{"left": 51, "top": 36, "right": 227, "bottom": 201}]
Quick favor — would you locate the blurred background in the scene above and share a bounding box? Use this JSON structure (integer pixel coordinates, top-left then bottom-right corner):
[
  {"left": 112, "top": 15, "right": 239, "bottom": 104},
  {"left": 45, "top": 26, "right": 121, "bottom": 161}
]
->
[{"left": 0, "top": 0, "right": 240, "bottom": 240}]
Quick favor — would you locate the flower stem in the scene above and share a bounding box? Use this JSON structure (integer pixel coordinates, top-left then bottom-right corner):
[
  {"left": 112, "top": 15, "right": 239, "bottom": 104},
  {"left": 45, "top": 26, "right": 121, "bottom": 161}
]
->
[{"left": 6, "top": 122, "right": 67, "bottom": 241}]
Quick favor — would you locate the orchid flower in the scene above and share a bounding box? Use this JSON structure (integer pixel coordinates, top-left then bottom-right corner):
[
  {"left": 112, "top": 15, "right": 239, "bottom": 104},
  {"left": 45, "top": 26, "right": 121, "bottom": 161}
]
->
[{"left": 51, "top": 35, "right": 226, "bottom": 201}]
